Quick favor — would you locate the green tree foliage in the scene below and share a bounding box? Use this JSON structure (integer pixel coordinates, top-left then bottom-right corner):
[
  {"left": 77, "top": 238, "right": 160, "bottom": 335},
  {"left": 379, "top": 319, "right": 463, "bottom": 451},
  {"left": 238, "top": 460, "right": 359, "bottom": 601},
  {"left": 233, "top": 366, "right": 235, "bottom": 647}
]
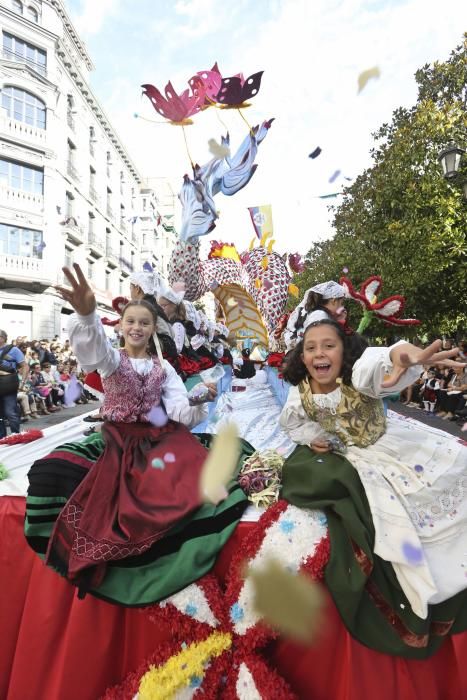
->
[{"left": 294, "top": 36, "right": 467, "bottom": 336}]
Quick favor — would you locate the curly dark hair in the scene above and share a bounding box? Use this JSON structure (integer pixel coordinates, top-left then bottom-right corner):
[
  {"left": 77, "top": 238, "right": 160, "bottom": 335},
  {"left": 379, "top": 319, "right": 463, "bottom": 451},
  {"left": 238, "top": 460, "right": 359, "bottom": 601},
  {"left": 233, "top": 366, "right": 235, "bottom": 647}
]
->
[
  {"left": 282, "top": 319, "right": 368, "bottom": 386},
  {"left": 119, "top": 300, "right": 159, "bottom": 355}
]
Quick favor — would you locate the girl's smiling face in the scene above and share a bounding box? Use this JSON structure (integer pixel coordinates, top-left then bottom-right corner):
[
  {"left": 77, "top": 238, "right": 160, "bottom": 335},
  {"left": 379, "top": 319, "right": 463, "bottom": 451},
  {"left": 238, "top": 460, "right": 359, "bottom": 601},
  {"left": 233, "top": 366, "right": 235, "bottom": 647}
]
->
[
  {"left": 120, "top": 305, "right": 155, "bottom": 354},
  {"left": 301, "top": 323, "right": 344, "bottom": 393}
]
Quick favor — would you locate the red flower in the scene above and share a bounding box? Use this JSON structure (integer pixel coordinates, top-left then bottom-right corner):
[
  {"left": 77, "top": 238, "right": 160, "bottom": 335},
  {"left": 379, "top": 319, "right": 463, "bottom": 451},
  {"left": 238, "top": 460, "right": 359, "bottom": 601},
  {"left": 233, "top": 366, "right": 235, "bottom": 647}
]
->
[{"left": 340, "top": 275, "right": 420, "bottom": 327}]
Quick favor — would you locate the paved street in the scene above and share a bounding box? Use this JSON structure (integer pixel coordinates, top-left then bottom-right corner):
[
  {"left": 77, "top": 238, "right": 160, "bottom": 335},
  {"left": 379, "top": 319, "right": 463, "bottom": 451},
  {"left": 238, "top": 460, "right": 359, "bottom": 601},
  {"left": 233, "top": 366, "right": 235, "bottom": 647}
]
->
[
  {"left": 387, "top": 399, "right": 465, "bottom": 439},
  {"left": 20, "top": 400, "right": 100, "bottom": 432}
]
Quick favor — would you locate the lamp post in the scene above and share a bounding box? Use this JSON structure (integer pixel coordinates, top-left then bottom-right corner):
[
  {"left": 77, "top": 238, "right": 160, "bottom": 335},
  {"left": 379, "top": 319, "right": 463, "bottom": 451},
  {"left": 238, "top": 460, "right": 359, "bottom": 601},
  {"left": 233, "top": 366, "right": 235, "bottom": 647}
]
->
[{"left": 438, "top": 142, "right": 467, "bottom": 198}]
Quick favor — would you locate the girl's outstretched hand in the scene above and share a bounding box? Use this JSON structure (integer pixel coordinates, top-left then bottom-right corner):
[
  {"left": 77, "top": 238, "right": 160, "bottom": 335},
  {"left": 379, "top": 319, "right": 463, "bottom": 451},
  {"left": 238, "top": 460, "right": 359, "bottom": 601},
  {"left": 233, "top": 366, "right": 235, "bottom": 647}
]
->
[
  {"left": 55, "top": 264, "right": 96, "bottom": 316},
  {"left": 383, "top": 340, "right": 466, "bottom": 388}
]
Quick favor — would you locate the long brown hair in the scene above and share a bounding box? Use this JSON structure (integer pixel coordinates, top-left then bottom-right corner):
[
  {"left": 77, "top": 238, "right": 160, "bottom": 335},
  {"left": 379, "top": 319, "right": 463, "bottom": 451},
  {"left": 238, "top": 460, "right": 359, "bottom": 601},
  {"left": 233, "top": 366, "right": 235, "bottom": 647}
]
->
[{"left": 119, "top": 299, "right": 159, "bottom": 355}]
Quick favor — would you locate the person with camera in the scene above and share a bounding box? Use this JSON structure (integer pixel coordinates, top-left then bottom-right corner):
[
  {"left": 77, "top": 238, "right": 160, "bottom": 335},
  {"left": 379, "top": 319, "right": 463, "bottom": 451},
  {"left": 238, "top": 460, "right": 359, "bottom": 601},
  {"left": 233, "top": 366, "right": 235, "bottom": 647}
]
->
[{"left": 0, "top": 329, "right": 29, "bottom": 437}]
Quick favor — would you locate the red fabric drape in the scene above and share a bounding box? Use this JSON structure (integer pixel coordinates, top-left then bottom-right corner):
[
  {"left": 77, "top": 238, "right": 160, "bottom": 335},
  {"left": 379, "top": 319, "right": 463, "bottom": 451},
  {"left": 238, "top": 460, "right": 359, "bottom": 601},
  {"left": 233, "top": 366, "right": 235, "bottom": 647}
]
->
[{"left": 1, "top": 496, "right": 466, "bottom": 700}]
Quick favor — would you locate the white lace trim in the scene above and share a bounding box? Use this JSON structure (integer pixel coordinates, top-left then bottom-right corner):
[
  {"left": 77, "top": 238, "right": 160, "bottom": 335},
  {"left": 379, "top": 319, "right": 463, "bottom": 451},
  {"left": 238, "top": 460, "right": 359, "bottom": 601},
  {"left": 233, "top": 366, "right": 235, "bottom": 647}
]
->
[{"left": 312, "top": 387, "right": 342, "bottom": 414}]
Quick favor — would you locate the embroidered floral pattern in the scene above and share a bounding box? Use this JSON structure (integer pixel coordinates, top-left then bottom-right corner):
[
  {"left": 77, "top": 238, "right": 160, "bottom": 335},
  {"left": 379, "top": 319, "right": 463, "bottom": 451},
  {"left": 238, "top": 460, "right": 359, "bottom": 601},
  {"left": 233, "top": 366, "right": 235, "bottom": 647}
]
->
[{"left": 102, "top": 351, "right": 165, "bottom": 422}]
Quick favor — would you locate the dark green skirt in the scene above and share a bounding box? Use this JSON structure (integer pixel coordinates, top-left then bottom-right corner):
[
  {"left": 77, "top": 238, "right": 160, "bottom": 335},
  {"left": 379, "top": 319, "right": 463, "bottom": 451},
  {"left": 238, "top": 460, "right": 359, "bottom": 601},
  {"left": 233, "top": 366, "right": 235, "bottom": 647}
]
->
[
  {"left": 25, "top": 432, "right": 252, "bottom": 607},
  {"left": 281, "top": 445, "right": 467, "bottom": 659}
]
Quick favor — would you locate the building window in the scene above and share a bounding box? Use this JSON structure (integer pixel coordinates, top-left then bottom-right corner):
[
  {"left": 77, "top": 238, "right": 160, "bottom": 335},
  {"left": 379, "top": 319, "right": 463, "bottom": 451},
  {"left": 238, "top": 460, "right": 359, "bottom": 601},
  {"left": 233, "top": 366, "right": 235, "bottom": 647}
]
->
[
  {"left": 1, "top": 86, "right": 46, "bottom": 129},
  {"left": 12, "top": 0, "right": 23, "bottom": 14},
  {"left": 0, "top": 158, "right": 43, "bottom": 193},
  {"left": 67, "top": 140, "right": 78, "bottom": 180},
  {"left": 26, "top": 6, "right": 38, "bottom": 22},
  {"left": 65, "top": 191, "right": 74, "bottom": 219},
  {"left": 67, "top": 94, "right": 75, "bottom": 131},
  {"left": 64, "top": 246, "right": 73, "bottom": 268},
  {"left": 89, "top": 126, "right": 95, "bottom": 155},
  {"left": 89, "top": 166, "right": 97, "bottom": 201},
  {"left": 2, "top": 32, "right": 46, "bottom": 76},
  {"left": 0, "top": 223, "right": 44, "bottom": 258},
  {"left": 105, "top": 270, "right": 111, "bottom": 291},
  {"left": 87, "top": 259, "right": 94, "bottom": 281}
]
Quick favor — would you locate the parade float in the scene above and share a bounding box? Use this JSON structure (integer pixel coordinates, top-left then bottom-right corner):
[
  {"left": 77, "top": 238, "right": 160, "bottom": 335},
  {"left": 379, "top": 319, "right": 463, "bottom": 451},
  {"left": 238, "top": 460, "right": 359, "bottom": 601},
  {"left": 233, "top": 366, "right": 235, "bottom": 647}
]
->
[{"left": 0, "top": 63, "right": 466, "bottom": 700}]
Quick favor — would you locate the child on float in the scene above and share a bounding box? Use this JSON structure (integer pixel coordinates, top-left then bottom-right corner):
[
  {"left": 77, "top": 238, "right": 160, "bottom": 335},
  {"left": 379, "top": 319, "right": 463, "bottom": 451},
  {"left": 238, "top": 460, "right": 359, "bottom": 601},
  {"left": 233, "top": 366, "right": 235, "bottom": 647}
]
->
[
  {"left": 25, "top": 264, "right": 249, "bottom": 604},
  {"left": 279, "top": 318, "right": 467, "bottom": 657},
  {"left": 283, "top": 280, "right": 348, "bottom": 351}
]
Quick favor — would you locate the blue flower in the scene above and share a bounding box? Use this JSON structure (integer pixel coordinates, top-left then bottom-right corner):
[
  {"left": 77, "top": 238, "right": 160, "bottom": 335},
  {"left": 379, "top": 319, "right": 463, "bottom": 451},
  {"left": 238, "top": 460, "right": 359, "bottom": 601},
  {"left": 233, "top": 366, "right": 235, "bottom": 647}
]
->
[
  {"left": 190, "top": 675, "right": 203, "bottom": 688},
  {"left": 230, "top": 603, "right": 244, "bottom": 623},
  {"left": 317, "top": 513, "right": 327, "bottom": 526},
  {"left": 184, "top": 603, "right": 198, "bottom": 616},
  {"left": 280, "top": 519, "right": 295, "bottom": 534}
]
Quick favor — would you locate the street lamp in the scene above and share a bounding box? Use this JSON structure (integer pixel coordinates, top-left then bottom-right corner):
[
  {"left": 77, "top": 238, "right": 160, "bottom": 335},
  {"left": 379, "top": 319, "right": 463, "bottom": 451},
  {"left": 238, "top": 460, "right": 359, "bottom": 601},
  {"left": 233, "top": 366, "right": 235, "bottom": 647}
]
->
[{"left": 438, "top": 143, "right": 465, "bottom": 179}]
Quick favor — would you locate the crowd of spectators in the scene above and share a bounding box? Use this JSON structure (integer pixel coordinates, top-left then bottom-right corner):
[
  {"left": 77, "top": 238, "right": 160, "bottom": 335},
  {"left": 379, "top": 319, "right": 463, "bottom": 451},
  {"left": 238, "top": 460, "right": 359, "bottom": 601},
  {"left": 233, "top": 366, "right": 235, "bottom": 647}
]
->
[
  {"left": 398, "top": 339, "right": 467, "bottom": 424},
  {"left": 0, "top": 331, "right": 97, "bottom": 437}
]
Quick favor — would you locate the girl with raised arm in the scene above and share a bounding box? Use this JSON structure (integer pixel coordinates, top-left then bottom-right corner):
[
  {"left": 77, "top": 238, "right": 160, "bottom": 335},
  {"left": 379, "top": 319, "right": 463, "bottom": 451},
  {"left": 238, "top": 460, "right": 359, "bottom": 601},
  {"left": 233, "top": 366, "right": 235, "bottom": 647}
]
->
[
  {"left": 280, "top": 318, "right": 467, "bottom": 657},
  {"left": 25, "top": 264, "right": 248, "bottom": 604}
]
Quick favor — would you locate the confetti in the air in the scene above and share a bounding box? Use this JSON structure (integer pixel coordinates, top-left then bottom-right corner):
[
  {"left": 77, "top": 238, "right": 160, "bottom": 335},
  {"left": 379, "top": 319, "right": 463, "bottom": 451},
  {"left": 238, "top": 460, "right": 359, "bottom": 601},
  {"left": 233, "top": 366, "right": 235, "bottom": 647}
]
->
[
  {"left": 402, "top": 541, "right": 423, "bottom": 565},
  {"left": 357, "top": 66, "right": 381, "bottom": 94},
  {"left": 146, "top": 404, "right": 169, "bottom": 427},
  {"left": 199, "top": 423, "right": 239, "bottom": 504},
  {"left": 63, "top": 374, "right": 82, "bottom": 406},
  {"left": 249, "top": 558, "right": 324, "bottom": 642},
  {"left": 308, "top": 147, "right": 322, "bottom": 159},
  {"left": 208, "top": 138, "right": 231, "bottom": 159},
  {"left": 288, "top": 283, "right": 299, "bottom": 298},
  {"left": 328, "top": 170, "right": 341, "bottom": 184},
  {"left": 342, "top": 266, "right": 349, "bottom": 274}
]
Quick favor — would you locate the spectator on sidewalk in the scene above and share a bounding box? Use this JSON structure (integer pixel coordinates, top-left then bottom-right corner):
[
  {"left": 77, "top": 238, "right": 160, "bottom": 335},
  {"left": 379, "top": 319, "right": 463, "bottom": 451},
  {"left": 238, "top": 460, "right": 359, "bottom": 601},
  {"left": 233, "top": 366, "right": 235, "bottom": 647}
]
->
[{"left": 0, "top": 329, "right": 29, "bottom": 437}]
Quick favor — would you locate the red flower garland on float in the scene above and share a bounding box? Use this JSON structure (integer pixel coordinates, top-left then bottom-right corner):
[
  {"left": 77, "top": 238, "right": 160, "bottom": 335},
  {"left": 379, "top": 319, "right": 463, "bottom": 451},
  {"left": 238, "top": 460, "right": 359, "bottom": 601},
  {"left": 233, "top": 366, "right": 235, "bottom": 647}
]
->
[
  {"left": 0, "top": 429, "right": 43, "bottom": 445},
  {"left": 103, "top": 500, "right": 330, "bottom": 699}
]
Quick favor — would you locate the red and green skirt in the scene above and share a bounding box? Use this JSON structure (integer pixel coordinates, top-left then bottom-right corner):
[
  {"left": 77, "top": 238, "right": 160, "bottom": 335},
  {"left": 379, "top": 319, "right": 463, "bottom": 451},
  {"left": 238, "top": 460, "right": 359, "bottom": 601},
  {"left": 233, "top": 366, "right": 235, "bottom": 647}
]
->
[{"left": 25, "top": 423, "right": 251, "bottom": 606}]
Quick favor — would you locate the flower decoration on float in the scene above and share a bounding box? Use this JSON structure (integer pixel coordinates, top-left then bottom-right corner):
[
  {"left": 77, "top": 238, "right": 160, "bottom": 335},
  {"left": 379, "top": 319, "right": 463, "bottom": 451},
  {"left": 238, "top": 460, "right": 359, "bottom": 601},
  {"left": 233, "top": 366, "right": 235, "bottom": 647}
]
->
[
  {"left": 103, "top": 500, "right": 330, "bottom": 700},
  {"left": 340, "top": 275, "right": 420, "bottom": 333}
]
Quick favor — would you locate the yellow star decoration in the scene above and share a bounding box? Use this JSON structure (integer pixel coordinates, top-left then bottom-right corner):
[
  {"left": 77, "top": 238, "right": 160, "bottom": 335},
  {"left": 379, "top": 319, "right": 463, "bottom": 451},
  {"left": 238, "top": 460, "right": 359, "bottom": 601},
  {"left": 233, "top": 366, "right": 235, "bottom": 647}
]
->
[{"left": 139, "top": 631, "right": 232, "bottom": 700}]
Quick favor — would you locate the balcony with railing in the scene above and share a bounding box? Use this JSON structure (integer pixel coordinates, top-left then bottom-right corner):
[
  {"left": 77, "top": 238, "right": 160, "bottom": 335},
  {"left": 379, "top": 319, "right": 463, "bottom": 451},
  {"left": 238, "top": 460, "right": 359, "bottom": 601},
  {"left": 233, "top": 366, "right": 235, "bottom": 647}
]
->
[
  {"left": 118, "top": 255, "right": 134, "bottom": 273},
  {"left": 106, "top": 204, "right": 114, "bottom": 220},
  {"left": 0, "top": 184, "right": 44, "bottom": 213},
  {"left": 2, "top": 48, "right": 47, "bottom": 77},
  {"left": 119, "top": 218, "right": 127, "bottom": 233},
  {"left": 89, "top": 185, "right": 99, "bottom": 204},
  {"left": 66, "top": 160, "right": 79, "bottom": 181},
  {"left": 61, "top": 218, "right": 86, "bottom": 245},
  {"left": 0, "top": 115, "right": 47, "bottom": 147},
  {"left": 105, "top": 241, "right": 119, "bottom": 264},
  {"left": 0, "top": 253, "right": 51, "bottom": 284},
  {"left": 67, "top": 112, "right": 75, "bottom": 131},
  {"left": 87, "top": 231, "right": 105, "bottom": 257}
]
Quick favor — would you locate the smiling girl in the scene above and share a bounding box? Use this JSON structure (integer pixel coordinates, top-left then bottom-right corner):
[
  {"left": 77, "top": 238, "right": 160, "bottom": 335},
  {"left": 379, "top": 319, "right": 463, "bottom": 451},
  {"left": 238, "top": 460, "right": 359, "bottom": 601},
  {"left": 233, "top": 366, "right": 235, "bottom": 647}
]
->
[
  {"left": 24, "top": 264, "right": 248, "bottom": 604},
  {"left": 279, "top": 319, "right": 467, "bottom": 658}
]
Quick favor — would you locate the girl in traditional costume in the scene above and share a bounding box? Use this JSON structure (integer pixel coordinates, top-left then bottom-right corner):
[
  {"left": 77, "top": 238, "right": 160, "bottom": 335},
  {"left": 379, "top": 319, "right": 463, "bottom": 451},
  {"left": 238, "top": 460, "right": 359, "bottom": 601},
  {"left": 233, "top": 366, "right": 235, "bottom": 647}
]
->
[
  {"left": 279, "top": 318, "right": 467, "bottom": 657},
  {"left": 24, "top": 264, "right": 249, "bottom": 604},
  {"left": 283, "top": 281, "right": 348, "bottom": 351}
]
